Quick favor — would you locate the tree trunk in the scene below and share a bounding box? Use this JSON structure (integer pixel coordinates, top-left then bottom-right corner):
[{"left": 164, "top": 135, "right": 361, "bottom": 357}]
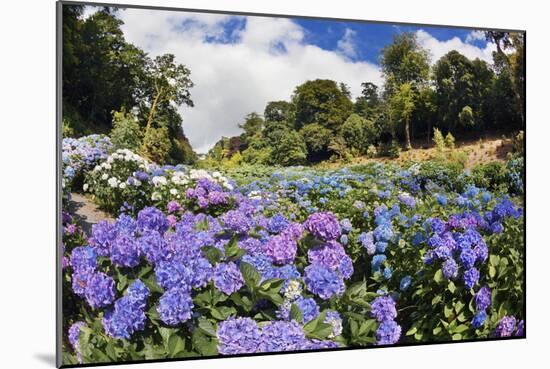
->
[
  {"left": 145, "top": 88, "right": 163, "bottom": 133},
  {"left": 405, "top": 117, "right": 412, "bottom": 150}
]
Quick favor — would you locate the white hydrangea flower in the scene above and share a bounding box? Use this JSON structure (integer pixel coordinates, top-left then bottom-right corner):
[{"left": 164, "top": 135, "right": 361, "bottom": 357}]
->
[
  {"left": 119, "top": 182, "right": 127, "bottom": 189},
  {"left": 108, "top": 177, "right": 119, "bottom": 188},
  {"left": 283, "top": 280, "right": 302, "bottom": 301},
  {"left": 83, "top": 183, "right": 89, "bottom": 192},
  {"left": 169, "top": 188, "right": 178, "bottom": 195},
  {"left": 101, "top": 173, "right": 109, "bottom": 180},
  {"left": 152, "top": 176, "right": 167, "bottom": 186},
  {"left": 151, "top": 192, "right": 162, "bottom": 201}
]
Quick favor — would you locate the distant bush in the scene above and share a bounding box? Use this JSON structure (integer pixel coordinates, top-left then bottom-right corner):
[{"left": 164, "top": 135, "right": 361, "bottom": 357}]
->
[
  {"left": 366, "top": 145, "right": 378, "bottom": 159},
  {"left": 110, "top": 109, "right": 142, "bottom": 151},
  {"left": 445, "top": 132, "right": 456, "bottom": 150},
  {"left": 141, "top": 126, "right": 171, "bottom": 164},
  {"left": 433, "top": 128, "right": 445, "bottom": 152}
]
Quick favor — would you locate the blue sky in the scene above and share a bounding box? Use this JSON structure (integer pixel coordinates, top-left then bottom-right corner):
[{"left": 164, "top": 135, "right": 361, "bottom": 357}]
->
[{"left": 82, "top": 6, "right": 495, "bottom": 152}]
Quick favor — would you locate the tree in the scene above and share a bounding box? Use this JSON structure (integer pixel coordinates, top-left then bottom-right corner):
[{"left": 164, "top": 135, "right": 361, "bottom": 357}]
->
[
  {"left": 271, "top": 130, "right": 307, "bottom": 166},
  {"left": 292, "top": 79, "right": 353, "bottom": 130},
  {"left": 389, "top": 83, "right": 416, "bottom": 150},
  {"left": 432, "top": 50, "right": 494, "bottom": 131},
  {"left": 143, "top": 54, "right": 194, "bottom": 133},
  {"left": 141, "top": 126, "right": 172, "bottom": 164},
  {"left": 238, "top": 113, "right": 264, "bottom": 144},
  {"left": 340, "top": 113, "right": 377, "bottom": 154},
  {"left": 300, "top": 123, "right": 333, "bottom": 161},
  {"left": 380, "top": 32, "right": 430, "bottom": 95},
  {"left": 354, "top": 82, "right": 381, "bottom": 120},
  {"left": 110, "top": 108, "right": 142, "bottom": 151}
]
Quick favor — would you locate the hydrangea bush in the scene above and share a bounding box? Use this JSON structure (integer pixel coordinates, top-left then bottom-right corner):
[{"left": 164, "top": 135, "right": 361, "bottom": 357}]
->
[{"left": 62, "top": 137, "right": 525, "bottom": 365}]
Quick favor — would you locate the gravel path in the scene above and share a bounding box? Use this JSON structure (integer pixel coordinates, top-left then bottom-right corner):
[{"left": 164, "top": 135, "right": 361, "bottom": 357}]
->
[{"left": 68, "top": 192, "right": 113, "bottom": 234}]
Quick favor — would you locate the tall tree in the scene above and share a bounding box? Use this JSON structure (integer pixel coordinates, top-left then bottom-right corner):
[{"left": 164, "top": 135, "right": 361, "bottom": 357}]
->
[
  {"left": 389, "top": 83, "right": 416, "bottom": 150},
  {"left": 292, "top": 79, "right": 353, "bottom": 131},
  {"left": 354, "top": 82, "right": 381, "bottom": 120}
]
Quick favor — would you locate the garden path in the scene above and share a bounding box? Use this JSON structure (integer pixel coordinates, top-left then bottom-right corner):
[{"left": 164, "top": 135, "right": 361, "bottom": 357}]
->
[{"left": 68, "top": 192, "right": 113, "bottom": 233}]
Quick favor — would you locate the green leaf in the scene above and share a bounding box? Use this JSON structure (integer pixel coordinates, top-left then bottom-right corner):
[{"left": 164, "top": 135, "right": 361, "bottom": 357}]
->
[
  {"left": 451, "top": 333, "right": 462, "bottom": 340},
  {"left": 432, "top": 295, "right": 442, "bottom": 306},
  {"left": 434, "top": 269, "right": 444, "bottom": 284},
  {"left": 168, "top": 335, "right": 185, "bottom": 358},
  {"left": 444, "top": 305, "right": 453, "bottom": 319},
  {"left": 290, "top": 304, "right": 303, "bottom": 323},
  {"left": 448, "top": 281, "right": 456, "bottom": 294},
  {"left": 433, "top": 326, "right": 442, "bottom": 335},
  {"left": 405, "top": 327, "right": 417, "bottom": 336},
  {"left": 197, "top": 318, "right": 217, "bottom": 337},
  {"left": 240, "top": 262, "right": 261, "bottom": 290},
  {"left": 224, "top": 236, "right": 240, "bottom": 259},
  {"left": 201, "top": 246, "right": 223, "bottom": 265}
]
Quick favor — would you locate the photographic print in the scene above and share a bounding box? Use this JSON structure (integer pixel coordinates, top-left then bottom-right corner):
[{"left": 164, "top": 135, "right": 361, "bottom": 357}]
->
[{"left": 57, "top": 1, "right": 525, "bottom": 366}]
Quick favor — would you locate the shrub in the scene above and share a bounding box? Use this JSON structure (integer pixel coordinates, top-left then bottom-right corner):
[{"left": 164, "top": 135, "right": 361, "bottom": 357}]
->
[
  {"left": 141, "top": 126, "right": 172, "bottom": 165},
  {"left": 110, "top": 109, "right": 142, "bottom": 151},
  {"left": 433, "top": 128, "right": 445, "bottom": 152},
  {"left": 445, "top": 132, "right": 456, "bottom": 150}
]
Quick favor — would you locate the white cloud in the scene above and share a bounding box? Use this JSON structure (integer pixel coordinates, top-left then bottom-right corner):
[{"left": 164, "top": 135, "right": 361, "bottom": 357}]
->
[
  {"left": 415, "top": 29, "right": 496, "bottom": 65},
  {"left": 465, "top": 30, "right": 486, "bottom": 44},
  {"left": 336, "top": 28, "right": 357, "bottom": 59},
  {"left": 117, "top": 9, "right": 382, "bottom": 153}
]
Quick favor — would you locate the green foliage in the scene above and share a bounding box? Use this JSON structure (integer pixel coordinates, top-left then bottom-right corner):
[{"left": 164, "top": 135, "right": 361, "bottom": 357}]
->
[
  {"left": 300, "top": 123, "right": 333, "bottom": 160},
  {"left": 110, "top": 109, "right": 142, "bottom": 151},
  {"left": 511, "top": 130, "right": 524, "bottom": 155},
  {"left": 366, "top": 145, "right": 378, "bottom": 158},
  {"left": 433, "top": 128, "right": 446, "bottom": 152},
  {"left": 341, "top": 114, "right": 377, "bottom": 154},
  {"left": 271, "top": 130, "right": 307, "bottom": 166},
  {"left": 444, "top": 132, "right": 456, "bottom": 150},
  {"left": 293, "top": 79, "right": 353, "bottom": 130},
  {"left": 141, "top": 126, "right": 172, "bottom": 164},
  {"left": 458, "top": 106, "right": 475, "bottom": 128}
]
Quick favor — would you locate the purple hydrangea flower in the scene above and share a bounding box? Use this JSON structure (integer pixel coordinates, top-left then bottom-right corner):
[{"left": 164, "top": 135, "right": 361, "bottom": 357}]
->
[
  {"left": 359, "top": 232, "right": 376, "bottom": 255},
  {"left": 264, "top": 234, "right": 297, "bottom": 265},
  {"left": 308, "top": 241, "right": 346, "bottom": 271},
  {"left": 258, "top": 321, "right": 306, "bottom": 353},
  {"left": 376, "top": 320, "right": 401, "bottom": 345},
  {"left": 68, "top": 321, "right": 86, "bottom": 362},
  {"left": 70, "top": 246, "right": 97, "bottom": 272},
  {"left": 90, "top": 220, "right": 117, "bottom": 256},
  {"left": 189, "top": 258, "right": 213, "bottom": 288},
  {"left": 137, "top": 207, "right": 169, "bottom": 234},
  {"left": 340, "top": 218, "right": 353, "bottom": 233},
  {"left": 494, "top": 316, "right": 517, "bottom": 337},
  {"left": 138, "top": 230, "right": 168, "bottom": 264},
  {"left": 157, "top": 288, "right": 193, "bottom": 326},
  {"left": 475, "top": 286, "right": 491, "bottom": 311},
  {"left": 304, "top": 264, "right": 345, "bottom": 300},
  {"left": 155, "top": 261, "right": 193, "bottom": 291},
  {"left": 103, "top": 295, "right": 148, "bottom": 339},
  {"left": 217, "top": 317, "right": 260, "bottom": 355},
  {"left": 213, "top": 262, "right": 244, "bottom": 295},
  {"left": 221, "top": 210, "right": 253, "bottom": 234},
  {"left": 515, "top": 320, "right": 524, "bottom": 336},
  {"left": 464, "top": 268, "right": 480, "bottom": 289},
  {"left": 84, "top": 272, "right": 116, "bottom": 309},
  {"left": 166, "top": 200, "right": 182, "bottom": 213},
  {"left": 304, "top": 212, "right": 341, "bottom": 241},
  {"left": 110, "top": 233, "right": 141, "bottom": 268},
  {"left": 442, "top": 258, "right": 458, "bottom": 279},
  {"left": 460, "top": 248, "right": 477, "bottom": 269},
  {"left": 302, "top": 340, "right": 339, "bottom": 350},
  {"left": 370, "top": 296, "right": 397, "bottom": 322},
  {"left": 126, "top": 279, "right": 150, "bottom": 307}
]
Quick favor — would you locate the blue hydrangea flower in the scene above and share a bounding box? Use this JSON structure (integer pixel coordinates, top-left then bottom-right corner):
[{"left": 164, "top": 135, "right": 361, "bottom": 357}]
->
[
  {"left": 376, "top": 320, "right": 401, "bottom": 345},
  {"left": 359, "top": 232, "right": 376, "bottom": 255},
  {"left": 436, "top": 194, "right": 447, "bottom": 206},
  {"left": 157, "top": 288, "right": 193, "bottom": 326},
  {"left": 103, "top": 296, "right": 148, "bottom": 339},
  {"left": 303, "top": 264, "right": 345, "bottom": 300},
  {"left": 371, "top": 254, "right": 387, "bottom": 273},
  {"left": 383, "top": 267, "right": 392, "bottom": 279},
  {"left": 221, "top": 210, "right": 253, "bottom": 234},
  {"left": 68, "top": 321, "right": 86, "bottom": 362},
  {"left": 459, "top": 248, "right": 477, "bottom": 269},
  {"left": 400, "top": 276, "right": 412, "bottom": 291},
  {"left": 213, "top": 262, "right": 244, "bottom": 295},
  {"left": 189, "top": 258, "right": 213, "bottom": 289},
  {"left": 137, "top": 207, "right": 169, "bottom": 234},
  {"left": 464, "top": 268, "right": 480, "bottom": 289},
  {"left": 155, "top": 261, "right": 193, "bottom": 291},
  {"left": 84, "top": 272, "right": 116, "bottom": 309},
  {"left": 442, "top": 258, "right": 458, "bottom": 280},
  {"left": 475, "top": 286, "right": 491, "bottom": 311},
  {"left": 472, "top": 311, "right": 487, "bottom": 328},
  {"left": 126, "top": 279, "right": 150, "bottom": 308},
  {"left": 374, "top": 223, "right": 393, "bottom": 242},
  {"left": 340, "top": 218, "right": 353, "bottom": 233},
  {"left": 217, "top": 317, "right": 261, "bottom": 355},
  {"left": 370, "top": 296, "right": 397, "bottom": 322},
  {"left": 138, "top": 230, "right": 168, "bottom": 264},
  {"left": 70, "top": 246, "right": 97, "bottom": 272},
  {"left": 110, "top": 233, "right": 141, "bottom": 268},
  {"left": 267, "top": 214, "right": 290, "bottom": 234},
  {"left": 515, "top": 320, "right": 524, "bottom": 336},
  {"left": 90, "top": 220, "right": 117, "bottom": 256},
  {"left": 258, "top": 320, "right": 306, "bottom": 352}
]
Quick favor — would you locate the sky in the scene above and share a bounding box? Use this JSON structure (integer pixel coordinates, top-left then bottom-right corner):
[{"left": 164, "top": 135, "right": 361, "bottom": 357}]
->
[{"left": 82, "top": 6, "right": 496, "bottom": 154}]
